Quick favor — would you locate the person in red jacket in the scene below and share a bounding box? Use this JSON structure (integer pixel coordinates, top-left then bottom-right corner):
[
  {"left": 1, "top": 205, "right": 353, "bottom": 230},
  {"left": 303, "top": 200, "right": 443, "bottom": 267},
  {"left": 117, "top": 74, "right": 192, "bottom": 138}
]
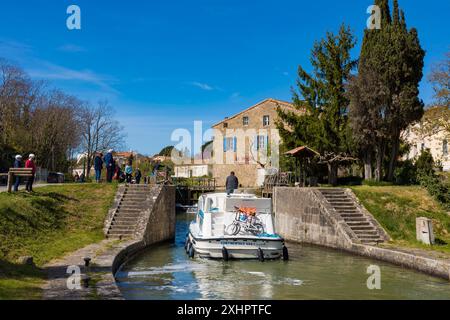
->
[{"left": 25, "top": 154, "right": 36, "bottom": 193}]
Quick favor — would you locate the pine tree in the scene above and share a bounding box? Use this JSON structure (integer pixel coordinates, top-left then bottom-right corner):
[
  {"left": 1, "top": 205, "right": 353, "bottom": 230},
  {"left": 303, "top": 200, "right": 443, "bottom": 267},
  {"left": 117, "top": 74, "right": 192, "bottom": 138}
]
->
[{"left": 277, "top": 24, "right": 357, "bottom": 186}]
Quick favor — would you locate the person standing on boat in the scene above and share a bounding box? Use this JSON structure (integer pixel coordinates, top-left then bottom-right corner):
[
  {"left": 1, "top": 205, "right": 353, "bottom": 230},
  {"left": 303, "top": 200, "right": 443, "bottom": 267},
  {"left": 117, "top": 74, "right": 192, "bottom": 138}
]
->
[{"left": 226, "top": 171, "right": 239, "bottom": 196}]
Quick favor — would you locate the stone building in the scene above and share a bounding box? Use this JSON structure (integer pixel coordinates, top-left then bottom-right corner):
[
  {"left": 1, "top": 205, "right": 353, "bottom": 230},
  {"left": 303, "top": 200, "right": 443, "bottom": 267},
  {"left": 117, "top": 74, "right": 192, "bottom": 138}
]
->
[
  {"left": 402, "top": 109, "right": 450, "bottom": 171},
  {"left": 210, "top": 98, "right": 303, "bottom": 187}
]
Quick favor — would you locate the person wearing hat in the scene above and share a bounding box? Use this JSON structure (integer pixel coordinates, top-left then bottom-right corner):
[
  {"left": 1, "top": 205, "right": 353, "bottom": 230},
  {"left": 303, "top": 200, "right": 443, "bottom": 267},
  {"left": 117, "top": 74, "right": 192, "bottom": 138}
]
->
[
  {"left": 13, "top": 155, "right": 23, "bottom": 192},
  {"left": 25, "top": 154, "right": 37, "bottom": 192},
  {"left": 103, "top": 149, "right": 114, "bottom": 183}
]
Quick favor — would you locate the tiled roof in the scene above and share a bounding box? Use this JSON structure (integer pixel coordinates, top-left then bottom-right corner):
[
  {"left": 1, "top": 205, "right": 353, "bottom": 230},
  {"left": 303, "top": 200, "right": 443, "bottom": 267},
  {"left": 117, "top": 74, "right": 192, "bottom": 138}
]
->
[{"left": 212, "top": 98, "right": 298, "bottom": 128}]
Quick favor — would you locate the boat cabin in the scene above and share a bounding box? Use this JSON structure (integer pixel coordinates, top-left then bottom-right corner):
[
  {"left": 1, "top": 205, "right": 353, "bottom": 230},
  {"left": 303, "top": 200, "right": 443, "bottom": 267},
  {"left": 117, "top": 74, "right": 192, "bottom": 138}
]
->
[{"left": 194, "top": 193, "right": 277, "bottom": 238}]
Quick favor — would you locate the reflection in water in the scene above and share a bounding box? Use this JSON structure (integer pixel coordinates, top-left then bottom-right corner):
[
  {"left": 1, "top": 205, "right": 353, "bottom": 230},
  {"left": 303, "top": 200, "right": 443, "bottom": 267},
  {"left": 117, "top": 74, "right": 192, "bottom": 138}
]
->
[{"left": 116, "top": 212, "right": 450, "bottom": 300}]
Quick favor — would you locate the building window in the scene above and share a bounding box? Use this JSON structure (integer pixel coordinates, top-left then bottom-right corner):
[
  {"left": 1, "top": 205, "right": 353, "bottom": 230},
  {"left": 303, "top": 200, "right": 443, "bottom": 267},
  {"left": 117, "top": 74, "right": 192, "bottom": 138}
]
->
[
  {"left": 263, "top": 115, "right": 270, "bottom": 126},
  {"left": 223, "top": 137, "right": 237, "bottom": 152},
  {"left": 256, "top": 135, "right": 268, "bottom": 151},
  {"left": 443, "top": 140, "right": 448, "bottom": 156},
  {"left": 223, "top": 122, "right": 228, "bottom": 129},
  {"left": 243, "top": 116, "right": 249, "bottom": 126}
]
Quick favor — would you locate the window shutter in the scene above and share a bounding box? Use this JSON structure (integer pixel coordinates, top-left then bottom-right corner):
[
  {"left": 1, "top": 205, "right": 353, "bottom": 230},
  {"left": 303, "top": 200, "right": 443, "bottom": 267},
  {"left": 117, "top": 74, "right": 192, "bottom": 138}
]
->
[
  {"left": 255, "top": 136, "right": 259, "bottom": 151},
  {"left": 266, "top": 135, "right": 269, "bottom": 151},
  {"left": 233, "top": 137, "right": 237, "bottom": 152},
  {"left": 223, "top": 137, "right": 227, "bottom": 152}
]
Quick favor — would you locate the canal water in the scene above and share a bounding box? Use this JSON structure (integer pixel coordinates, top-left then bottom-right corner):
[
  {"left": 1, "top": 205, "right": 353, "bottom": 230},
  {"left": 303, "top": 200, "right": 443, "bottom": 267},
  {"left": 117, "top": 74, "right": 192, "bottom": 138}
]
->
[{"left": 116, "top": 213, "right": 450, "bottom": 300}]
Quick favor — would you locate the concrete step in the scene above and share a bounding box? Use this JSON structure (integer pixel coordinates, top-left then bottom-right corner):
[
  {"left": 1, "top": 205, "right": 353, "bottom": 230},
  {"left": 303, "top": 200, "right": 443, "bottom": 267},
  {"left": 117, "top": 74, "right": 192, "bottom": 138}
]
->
[
  {"left": 320, "top": 192, "right": 346, "bottom": 196},
  {"left": 124, "top": 191, "right": 149, "bottom": 195},
  {"left": 351, "top": 226, "right": 376, "bottom": 231},
  {"left": 353, "top": 230, "right": 379, "bottom": 235},
  {"left": 344, "top": 217, "right": 368, "bottom": 223},
  {"left": 119, "top": 200, "right": 146, "bottom": 204},
  {"left": 336, "top": 210, "right": 360, "bottom": 215},
  {"left": 122, "top": 196, "right": 147, "bottom": 200},
  {"left": 107, "top": 235, "right": 132, "bottom": 240},
  {"left": 347, "top": 221, "right": 371, "bottom": 226},
  {"left": 113, "top": 220, "right": 138, "bottom": 226},
  {"left": 332, "top": 205, "right": 357, "bottom": 209},
  {"left": 328, "top": 200, "right": 353, "bottom": 204},
  {"left": 341, "top": 213, "right": 364, "bottom": 218},
  {"left": 108, "top": 230, "right": 135, "bottom": 236},
  {"left": 110, "top": 225, "right": 137, "bottom": 231},
  {"left": 117, "top": 207, "right": 142, "bottom": 212},
  {"left": 360, "top": 240, "right": 379, "bottom": 245},
  {"left": 118, "top": 204, "right": 146, "bottom": 209},
  {"left": 115, "top": 213, "right": 141, "bottom": 219},
  {"left": 357, "top": 234, "right": 382, "bottom": 239}
]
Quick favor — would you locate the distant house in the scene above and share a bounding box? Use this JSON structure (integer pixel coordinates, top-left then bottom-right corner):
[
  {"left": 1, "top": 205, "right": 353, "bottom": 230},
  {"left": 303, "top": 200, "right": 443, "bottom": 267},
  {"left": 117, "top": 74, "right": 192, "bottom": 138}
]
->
[
  {"left": 174, "top": 164, "right": 211, "bottom": 178},
  {"left": 114, "top": 151, "right": 147, "bottom": 168},
  {"left": 151, "top": 155, "right": 171, "bottom": 163},
  {"left": 173, "top": 146, "right": 213, "bottom": 178},
  {"left": 402, "top": 108, "right": 450, "bottom": 172},
  {"left": 210, "top": 98, "right": 304, "bottom": 187}
]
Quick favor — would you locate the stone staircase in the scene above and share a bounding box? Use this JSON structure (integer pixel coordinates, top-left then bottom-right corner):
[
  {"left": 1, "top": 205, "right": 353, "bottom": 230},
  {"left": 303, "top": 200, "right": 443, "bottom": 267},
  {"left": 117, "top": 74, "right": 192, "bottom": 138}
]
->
[
  {"left": 106, "top": 184, "right": 153, "bottom": 239},
  {"left": 319, "top": 189, "right": 386, "bottom": 245}
]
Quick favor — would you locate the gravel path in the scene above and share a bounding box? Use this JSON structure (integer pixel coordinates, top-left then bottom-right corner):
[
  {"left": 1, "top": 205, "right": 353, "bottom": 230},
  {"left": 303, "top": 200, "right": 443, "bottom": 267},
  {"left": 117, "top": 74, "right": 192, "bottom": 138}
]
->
[{"left": 42, "top": 239, "right": 132, "bottom": 300}]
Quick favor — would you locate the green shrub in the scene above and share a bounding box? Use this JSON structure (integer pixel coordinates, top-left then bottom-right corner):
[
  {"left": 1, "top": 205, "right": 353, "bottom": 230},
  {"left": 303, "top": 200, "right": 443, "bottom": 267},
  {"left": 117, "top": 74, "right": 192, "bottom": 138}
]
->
[
  {"left": 416, "top": 149, "right": 435, "bottom": 176},
  {"left": 394, "top": 159, "right": 417, "bottom": 185},
  {"left": 418, "top": 173, "right": 450, "bottom": 210}
]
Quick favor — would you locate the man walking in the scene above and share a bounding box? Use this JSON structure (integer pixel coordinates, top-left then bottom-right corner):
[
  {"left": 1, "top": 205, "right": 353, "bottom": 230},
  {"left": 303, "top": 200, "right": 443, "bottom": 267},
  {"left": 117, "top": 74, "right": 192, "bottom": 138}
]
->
[
  {"left": 25, "top": 154, "right": 36, "bottom": 193},
  {"left": 94, "top": 152, "right": 104, "bottom": 183},
  {"left": 104, "top": 149, "right": 114, "bottom": 183},
  {"left": 13, "top": 155, "right": 23, "bottom": 192},
  {"left": 226, "top": 171, "right": 239, "bottom": 196}
]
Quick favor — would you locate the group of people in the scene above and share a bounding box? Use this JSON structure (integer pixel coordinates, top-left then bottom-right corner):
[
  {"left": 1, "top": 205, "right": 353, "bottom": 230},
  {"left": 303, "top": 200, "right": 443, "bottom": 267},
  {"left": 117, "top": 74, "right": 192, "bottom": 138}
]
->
[
  {"left": 92, "top": 150, "right": 142, "bottom": 184},
  {"left": 13, "top": 154, "right": 37, "bottom": 193}
]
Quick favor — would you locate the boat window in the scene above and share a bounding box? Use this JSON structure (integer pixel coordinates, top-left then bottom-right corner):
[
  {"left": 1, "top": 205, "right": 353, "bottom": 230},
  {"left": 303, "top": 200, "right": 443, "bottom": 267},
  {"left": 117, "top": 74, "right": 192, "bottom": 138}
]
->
[
  {"left": 198, "top": 197, "right": 204, "bottom": 212},
  {"left": 206, "top": 198, "right": 214, "bottom": 212}
]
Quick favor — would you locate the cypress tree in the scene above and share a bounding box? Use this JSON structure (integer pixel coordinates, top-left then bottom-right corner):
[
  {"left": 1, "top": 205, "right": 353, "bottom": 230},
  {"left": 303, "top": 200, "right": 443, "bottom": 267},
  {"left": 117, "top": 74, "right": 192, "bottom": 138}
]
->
[{"left": 349, "top": 0, "right": 425, "bottom": 181}]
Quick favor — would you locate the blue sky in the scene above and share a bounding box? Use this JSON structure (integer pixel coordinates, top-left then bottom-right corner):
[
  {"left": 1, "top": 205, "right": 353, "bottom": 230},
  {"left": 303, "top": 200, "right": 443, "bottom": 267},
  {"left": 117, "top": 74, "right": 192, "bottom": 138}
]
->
[{"left": 0, "top": 0, "right": 449, "bottom": 155}]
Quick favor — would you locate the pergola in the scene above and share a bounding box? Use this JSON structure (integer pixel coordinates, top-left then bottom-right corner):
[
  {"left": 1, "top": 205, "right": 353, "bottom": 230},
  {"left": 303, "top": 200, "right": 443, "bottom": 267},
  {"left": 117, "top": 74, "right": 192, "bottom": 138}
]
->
[{"left": 284, "top": 146, "right": 320, "bottom": 187}]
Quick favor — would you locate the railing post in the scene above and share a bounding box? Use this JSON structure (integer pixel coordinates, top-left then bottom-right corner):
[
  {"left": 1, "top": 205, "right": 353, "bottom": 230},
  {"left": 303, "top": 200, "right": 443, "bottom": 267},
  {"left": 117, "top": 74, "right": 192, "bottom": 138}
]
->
[{"left": 7, "top": 172, "right": 13, "bottom": 193}]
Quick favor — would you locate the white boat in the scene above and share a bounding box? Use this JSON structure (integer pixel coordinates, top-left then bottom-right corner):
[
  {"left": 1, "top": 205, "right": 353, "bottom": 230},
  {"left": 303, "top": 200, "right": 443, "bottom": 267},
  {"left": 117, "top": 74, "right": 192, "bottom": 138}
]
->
[{"left": 185, "top": 193, "right": 288, "bottom": 261}]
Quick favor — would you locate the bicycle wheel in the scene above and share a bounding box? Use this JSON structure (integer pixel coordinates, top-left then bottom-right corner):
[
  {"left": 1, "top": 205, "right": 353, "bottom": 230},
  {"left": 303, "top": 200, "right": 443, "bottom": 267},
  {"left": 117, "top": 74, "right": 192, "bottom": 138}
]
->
[{"left": 226, "top": 223, "right": 241, "bottom": 236}]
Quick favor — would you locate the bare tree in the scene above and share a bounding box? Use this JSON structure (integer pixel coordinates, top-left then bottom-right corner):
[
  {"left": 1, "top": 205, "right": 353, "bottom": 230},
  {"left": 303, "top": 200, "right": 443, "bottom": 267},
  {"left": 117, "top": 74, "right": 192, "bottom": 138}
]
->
[
  {"left": 78, "top": 100, "right": 126, "bottom": 177},
  {"left": 429, "top": 51, "right": 450, "bottom": 108}
]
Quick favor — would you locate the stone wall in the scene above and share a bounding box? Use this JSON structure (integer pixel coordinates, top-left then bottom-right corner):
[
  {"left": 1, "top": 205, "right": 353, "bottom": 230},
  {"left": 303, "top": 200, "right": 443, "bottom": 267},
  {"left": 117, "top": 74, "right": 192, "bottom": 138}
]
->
[
  {"left": 109, "top": 185, "right": 176, "bottom": 274},
  {"left": 212, "top": 164, "right": 258, "bottom": 188},
  {"left": 140, "top": 185, "right": 176, "bottom": 245},
  {"left": 273, "top": 187, "right": 450, "bottom": 281},
  {"left": 274, "top": 187, "right": 355, "bottom": 249}
]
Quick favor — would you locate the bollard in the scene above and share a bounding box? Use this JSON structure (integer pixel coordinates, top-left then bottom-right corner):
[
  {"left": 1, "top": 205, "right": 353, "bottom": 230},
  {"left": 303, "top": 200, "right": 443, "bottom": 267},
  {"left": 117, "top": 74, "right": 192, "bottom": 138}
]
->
[{"left": 84, "top": 257, "right": 91, "bottom": 267}]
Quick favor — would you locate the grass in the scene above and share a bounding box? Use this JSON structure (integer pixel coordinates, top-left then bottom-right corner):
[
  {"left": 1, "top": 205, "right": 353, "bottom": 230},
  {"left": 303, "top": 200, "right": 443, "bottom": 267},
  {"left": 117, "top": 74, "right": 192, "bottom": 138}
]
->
[
  {"left": 351, "top": 185, "right": 450, "bottom": 255},
  {"left": 0, "top": 183, "right": 117, "bottom": 300}
]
